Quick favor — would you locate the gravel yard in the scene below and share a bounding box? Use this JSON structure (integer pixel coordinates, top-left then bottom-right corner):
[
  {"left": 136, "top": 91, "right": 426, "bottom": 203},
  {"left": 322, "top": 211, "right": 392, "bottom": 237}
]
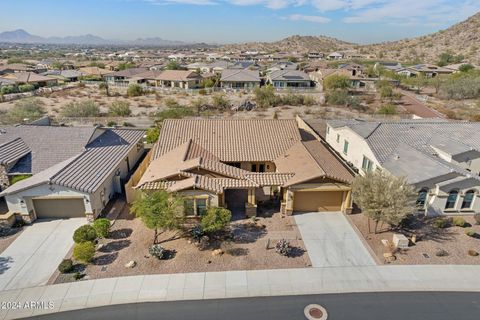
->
[
  {"left": 54, "top": 205, "right": 311, "bottom": 283},
  {"left": 348, "top": 213, "right": 480, "bottom": 265}
]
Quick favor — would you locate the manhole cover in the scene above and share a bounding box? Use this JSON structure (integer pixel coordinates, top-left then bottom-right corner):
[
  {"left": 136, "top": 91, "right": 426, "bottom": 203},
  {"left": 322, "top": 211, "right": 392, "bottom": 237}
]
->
[{"left": 304, "top": 304, "right": 328, "bottom": 320}]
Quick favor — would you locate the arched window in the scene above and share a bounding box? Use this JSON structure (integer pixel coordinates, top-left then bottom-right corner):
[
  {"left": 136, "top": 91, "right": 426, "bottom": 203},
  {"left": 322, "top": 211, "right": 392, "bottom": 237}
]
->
[
  {"left": 445, "top": 190, "right": 458, "bottom": 209},
  {"left": 416, "top": 188, "right": 428, "bottom": 208},
  {"left": 461, "top": 190, "right": 475, "bottom": 210}
]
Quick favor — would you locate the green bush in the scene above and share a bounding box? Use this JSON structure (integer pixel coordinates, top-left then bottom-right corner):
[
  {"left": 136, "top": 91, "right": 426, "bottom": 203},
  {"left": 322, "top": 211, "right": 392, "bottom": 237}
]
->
[
  {"left": 198, "top": 89, "right": 207, "bottom": 95},
  {"left": 432, "top": 217, "right": 449, "bottom": 229},
  {"left": 452, "top": 216, "right": 467, "bottom": 227},
  {"left": 73, "top": 225, "right": 97, "bottom": 243},
  {"left": 18, "top": 84, "right": 35, "bottom": 92},
  {"left": 145, "top": 127, "right": 160, "bottom": 143},
  {"left": 164, "top": 97, "right": 180, "bottom": 108},
  {"left": 73, "top": 241, "right": 95, "bottom": 263},
  {"left": 9, "top": 174, "right": 31, "bottom": 185},
  {"left": 473, "top": 213, "right": 480, "bottom": 225},
  {"left": 127, "top": 84, "right": 144, "bottom": 97},
  {"left": 149, "top": 244, "right": 166, "bottom": 259},
  {"left": 92, "top": 218, "right": 111, "bottom": 238},
  {"left": 61, "top": 100, "right": 100, "bottom": 117},
  {"left": 6, "top": 98, "right": 45, "bottom": 123},
  {"left": 58, "top": 259, "right": 73, "bottom": 273},
  {"left": 200, "top": 207, "right": 232, "bottom": 234},
  {"left": 465, "top": 228, "right": 476, "bottom": 237},
  {"left": 326, "top": 90, "right": 360, "bottom": 107},
  {"left": 212, "top": 94, "right": 230, "bottom": 110},
  {"left": 1, "top": 86, "right": 19, "bottom": 95},
  {"left": 378, "top": 104, "right": 397, "bottom": 115},
  {"left": 155, "top": 106, "right": 194, "bottom": 122},
  {"left": 109, "top": 101, "right": 131, "bottom": 116},
  {"left": 254, "top": 85, "right": 279, "bottom": 108},
  {"left": 324, "top": 74, "right": 351, "bottom": 90}
]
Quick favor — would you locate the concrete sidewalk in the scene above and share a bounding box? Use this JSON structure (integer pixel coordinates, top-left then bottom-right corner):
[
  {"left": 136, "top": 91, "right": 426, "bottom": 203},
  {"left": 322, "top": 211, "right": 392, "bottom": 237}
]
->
[{"left": 2, "top": 265, "right": 480, "bottom": 319}]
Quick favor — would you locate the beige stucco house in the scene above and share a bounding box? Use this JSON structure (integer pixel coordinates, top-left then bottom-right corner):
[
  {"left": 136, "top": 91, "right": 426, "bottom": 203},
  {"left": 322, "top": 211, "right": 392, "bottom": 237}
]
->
[{"left": 135, "top": 119, "right": 354, "bottom": 218}]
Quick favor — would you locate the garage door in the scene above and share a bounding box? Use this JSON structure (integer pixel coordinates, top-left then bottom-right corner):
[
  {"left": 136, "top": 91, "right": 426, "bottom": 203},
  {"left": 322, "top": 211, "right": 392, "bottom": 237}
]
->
[
  {"left": 33, "top": 198, "right": 86, "bottom": 219},
  {"left": 293, "top": 191, "right": 343, "bottom": 212}
]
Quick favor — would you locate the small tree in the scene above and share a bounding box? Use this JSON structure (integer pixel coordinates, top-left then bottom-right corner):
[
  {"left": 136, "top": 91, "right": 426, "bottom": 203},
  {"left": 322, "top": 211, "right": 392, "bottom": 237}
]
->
[
  {"left": 145, "top": 127, "right": 160, "bottom": 143},
  {"left": 324, "top": 74, "right": 351, "bottom": 91},
  {"left": 109, "top": 101, "right": 132, "bottom": 116},
  {"left": 73, "top": 241, "right": 95, "bottom": 263},
  {"left": 166, "top": 61, "right": 182, "bottom": 70},
  {"left": 200, "top": 207, "right": 232, "bottom": 234},
  {"left": 212, "top": 93, "right": 229, "bottom": 110},
  {"left": 352, "top": 171, "right": 416, "bottom": 234},
  {"left": 131, "top": 190, "right": 185, "bottom": 244},
  {"left": 254, "top": 85, "right": 278, "bottom": 108}
]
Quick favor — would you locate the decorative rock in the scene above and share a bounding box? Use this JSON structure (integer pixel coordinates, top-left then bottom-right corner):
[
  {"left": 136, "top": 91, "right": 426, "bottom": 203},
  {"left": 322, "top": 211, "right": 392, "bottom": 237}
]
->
[
  {"left": 383, "top": 252, "right": 396, "bottom": 262},
  {"left": 411, "top": 235, "right": 417, "bottom": 244},
  {"left": 212, "top": 249, "right": 224, "bottom": 256},
  {"left": 125, "top": 260, "right": 136, "bottom": 268},
  {"left": 96, "top": 243, "right": 105, "bottom": 250},
  {"left": 381, "top": 239, "right": 390, "bottom": 247},
  {"left": 393, "top": 234, "right": 409, "bottom": 249}
]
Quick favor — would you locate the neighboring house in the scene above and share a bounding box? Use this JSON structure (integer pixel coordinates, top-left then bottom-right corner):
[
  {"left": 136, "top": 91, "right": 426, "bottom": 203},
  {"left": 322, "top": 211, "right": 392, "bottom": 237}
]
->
[
  {"left": 135, "top": 119, "right": 354, "bottom": 218},
  {"left": 339, "top": 63, "right": 364, "bottom": 77},
  {"left": 0, "top": 72, "right": 58, "bottom": 87},
  {"left": 220, "top": 69, "right": 260, "bottom": 89},
  {"left": 406, "top": 64, "right": 454, "bottom": 78},
  {"left": 0, "top": 64, "right": 35, "bottom": 75},
  {"left": 104, "top": 67, "right": 148, "bottom": 84},
  {"left": 308, "top": 52, "right": 324, "bottom": 60},
  {"left": 0, "top": 125, "right": 145, "bottom": 222},
  {"left": 155, "top": 70, "right": 202, "bottom": 89},
  {"left": 266, "top": 70, "right": 312, "bottom": 88},
  {"left": 42, "top": 70, "right": 83, "bottom": 82},
  {"left": 317, "top": 119, "right": 480, "bottom": 216},
  {"left": 327, "top": 52, "right": 344, "bottom": 60},
  {"left": 444, "top": 63, "right": 480, "bottom": 72},
  {"left": 266, "top": 61, "right": 298, "bottom": 74}
]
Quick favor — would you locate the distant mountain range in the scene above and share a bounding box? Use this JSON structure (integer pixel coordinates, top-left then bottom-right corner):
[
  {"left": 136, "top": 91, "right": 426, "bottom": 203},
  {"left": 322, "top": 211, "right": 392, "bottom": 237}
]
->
[{"left": 0, "top": 29, "right": 192, "bottom": 47}]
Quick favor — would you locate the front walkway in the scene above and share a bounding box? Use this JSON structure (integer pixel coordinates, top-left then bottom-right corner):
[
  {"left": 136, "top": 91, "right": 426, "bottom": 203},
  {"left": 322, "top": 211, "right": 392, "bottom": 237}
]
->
[
  {"left": 294, "top": 212, "right": 376, "bottom": 267},
  {"left": 0, "top": 218, "right": 86, "bottom": 291}
]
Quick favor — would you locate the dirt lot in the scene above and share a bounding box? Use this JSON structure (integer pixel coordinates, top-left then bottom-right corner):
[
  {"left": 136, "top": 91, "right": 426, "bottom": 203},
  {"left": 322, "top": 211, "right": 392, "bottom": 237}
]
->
[
  {"left": 348, "top": 213, "right": 480, "bottom": 265},
  {"left": 54, "top": 205, "right": 310, "bottom": 283}
]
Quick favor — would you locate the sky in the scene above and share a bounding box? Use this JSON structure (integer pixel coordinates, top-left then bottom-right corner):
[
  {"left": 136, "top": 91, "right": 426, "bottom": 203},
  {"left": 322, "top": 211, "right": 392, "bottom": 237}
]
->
[{"left": 1, "top": 0, "right": 479, "bottom": 44}]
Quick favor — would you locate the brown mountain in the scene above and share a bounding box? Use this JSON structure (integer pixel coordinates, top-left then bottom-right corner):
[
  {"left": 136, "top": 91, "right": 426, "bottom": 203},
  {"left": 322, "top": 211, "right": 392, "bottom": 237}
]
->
[
  {"left": 363, "top": 12, "right": 480, "bottom": 64},
  {"left": 222, "top": 35, "right": 355, "bottom": 54}
]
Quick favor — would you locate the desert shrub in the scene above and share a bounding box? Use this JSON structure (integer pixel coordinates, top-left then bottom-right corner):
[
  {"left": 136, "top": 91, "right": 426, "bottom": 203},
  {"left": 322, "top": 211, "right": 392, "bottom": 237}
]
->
[
  {"left": 145, "top": 127, "right": 160, "bottom": 143},
  {"left": 254, "top": 85, "right": 279, "bottom": 108},
  {"left": 378, "top": 104, "right": 397, "bottom": 115},
  {"left": 73, "top": 241, "right": 95, "bottom": 263},
  {"left": 6, "top": 98, "right": 46, "bottom": 123},
  {"left": 73, "top": 225, "right": 97, "bottom": 243},
  {"left": 107, "top": 121, "right": 117, "bottom": 127},
  {"left": 58, "top": 259, "right": 73, "bottom": 273},
  {"left": 432, "top": 217, "right": 449, "bottom": 229},
  {"left": 439, "top": 72, "right": 480, "bottom": 100},
  {"left": 212, "top": 93, "right": 230, "bottom": 110},
  {"left": 200, "top": 207, "right": 232, "bottom": 234},
  {"left": 198, "top": 89, "right": 207, "bottom": 95},
  {"left": 98, "top": 82, "right": 107, "bottom": 90},
  {"left": 275, "top": 239, "right": 291, "bottom": 257},
  {"left": 379, "top": 85, "right": 394, "bottom": 99},
  {"left": 92, "top": 218, "right": 110, "bottom": 238},
  {"left": 435, "top": 248, "right": 449, "bottom": 257},
  {"left": 108, "top": 101, "right": 131, "bottom": 116},
  {"left": 468, "top": 249, "right": 479, "bottom": 256},
  {"left": 1, "top": 85, "right": 19, "bottom": 95},
  {"left": 155, "top": 106, "right": 194, "bottom": 122},
  {"left": 127, "top": 84, "right": 144, "bottom": 97},
  {"left": 473, "top": 213, "right": 480, "bottom": 225},
  {"left": 279, "top": 93, "right": 316, "bottom": 106},
  {"left": 149, "top": 244, "right": 166, "bottom": 259},
  {"left": 164, "top": 97, "right": 180, "bottom": 108},
  {"left": 465, "top": 229, "right": 476, "bottom": 237},
  {"left": 324, "top": 74, "right": 350, "bottom": 90},
  {"left": 18, "top": 84, "right": 35, "bottom": 92},
  {"left": 61, "top": 100, "right": 100, "bottom": 117},
  {"left": 452, "top": 216, "right": 467, "bottom": 227},
  {"left": 326, "top": 90, "right": 359, "bottom": 107}
]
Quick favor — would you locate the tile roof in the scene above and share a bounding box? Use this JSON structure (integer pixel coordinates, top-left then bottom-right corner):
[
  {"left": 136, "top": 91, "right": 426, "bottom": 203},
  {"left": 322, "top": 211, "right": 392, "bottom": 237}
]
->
[
  {"left": 268, "top": 70, "right": 310, "bottom": 82},
  {"left": 155, "top": 70, "right": 200, "bottom": 81},
  {"left": 2, "top": 72, "right": 57, "bottom": 84},
  {"left": 153, "top": 119, "right": 301, "bottom": 162},
  {"left": 0, "top": 138, "right": 30, "bottom": 166},
  {"left": 220, "top": 69, "right": 260, "bottom": 82},
  {"left": 107, "top": 68, "right": 148, "bottom": 78}
]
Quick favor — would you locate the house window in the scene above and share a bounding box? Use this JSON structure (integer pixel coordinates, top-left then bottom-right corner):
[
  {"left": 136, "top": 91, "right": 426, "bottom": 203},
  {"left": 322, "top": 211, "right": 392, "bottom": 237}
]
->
[
  {"left": 230, "top": 162, "right": 241, "bottom": 168},
  {"left": 251, "top": 164, "right": 257, "bottom": 172},
  {"left": 343, "top": 140, "right": 349, "bottom": 155},
  {"left": 184, "top": 197, "right": 208, "bottom": 217},
  {"left": 445, "top": 190, "right": 458, "bottom": 210},
  {"left": 259, "top": 164, "right": 265, "bottom": 172},
  {"left": 336, "top": 134, "right": 340, "bottom": 143},
  {"left": 461, "top": 190, "right": 475, "bottom": 209},
  {"left": 361, "top": 156, "right": 373, "bottom": 172},
  {"left": 416, "top": 188, "right": 428, "bottom": 208}
]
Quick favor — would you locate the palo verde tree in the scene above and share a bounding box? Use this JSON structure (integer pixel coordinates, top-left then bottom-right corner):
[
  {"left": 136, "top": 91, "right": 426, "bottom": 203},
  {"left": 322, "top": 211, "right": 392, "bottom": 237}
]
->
[
  {"left": 131, "top": 190, "right": 185, "bottom": 244},
  {"left": 352, "top": 170, "right": 416, "bottom": 234}
]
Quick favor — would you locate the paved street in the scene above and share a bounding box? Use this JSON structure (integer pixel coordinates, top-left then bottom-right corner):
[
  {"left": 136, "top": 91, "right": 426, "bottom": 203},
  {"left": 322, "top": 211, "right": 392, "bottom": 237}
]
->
[
  {"left": 0, "top": 218, "right": 86, "bottom": 291},
  {"left": 29, "top": 292, "right": 480, "bottom": 320},
  {"left": 294, "top": 212, "right": 376, "bottom": 267}
]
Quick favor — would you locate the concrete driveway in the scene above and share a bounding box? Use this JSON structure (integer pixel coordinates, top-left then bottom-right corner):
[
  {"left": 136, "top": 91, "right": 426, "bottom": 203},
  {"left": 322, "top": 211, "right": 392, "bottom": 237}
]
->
[
  {"left": 294, "top": 212, "right": 376, "bottom": 267},
  {"left": 0, "top": 218, "right": 86, "bottom": 290}
]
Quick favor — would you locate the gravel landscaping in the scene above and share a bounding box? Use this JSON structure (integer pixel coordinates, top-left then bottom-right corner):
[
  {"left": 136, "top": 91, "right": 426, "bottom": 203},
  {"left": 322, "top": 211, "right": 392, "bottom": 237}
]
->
[
  {"left": 348, "top": 213, "right": 480, "bottom": 265},
  {"left": 53, "top": 205, "right": 311, "bottom": 283}
]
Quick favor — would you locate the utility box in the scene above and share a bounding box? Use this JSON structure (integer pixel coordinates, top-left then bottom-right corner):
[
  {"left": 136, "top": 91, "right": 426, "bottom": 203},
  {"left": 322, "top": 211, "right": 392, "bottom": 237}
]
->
[{"left": 393, "top": 234, "right": 409, "bottom": 249}]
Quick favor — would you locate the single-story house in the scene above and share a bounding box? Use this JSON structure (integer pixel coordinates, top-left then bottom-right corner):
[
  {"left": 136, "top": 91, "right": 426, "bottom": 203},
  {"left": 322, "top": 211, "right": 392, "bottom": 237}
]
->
[
  {"left": 104, "top": 67, "right": 149, "bottom": 84},
  {"left": 42, "top": 70, "right": 83, "bottom": 82},
  {"left": 266, "top": 70, "right": 312, "bottom": 88},
  {"left": 0, "top": 125, "right": 145, "bottom": 222},
  {"left": 327, "top": 52, "right": 344, "bottom": 60},
  {"left": 0, "top": 72, "right": 58, "bottom": 87},
  {"left": 318, "top": 119, "right": 480, "bottom": 216},
  {"left": 405, "top": 64, "right": 455, "bottom": 78},
  {"left": 154, "top": 70, "right": 202, "bottom": 89},
  {"left": 0, "top": 64, "right": 35, "bottom": 75},
  {"left": 135, "top": 119, "right": 354, "bottom": 218},
  {"left": 220, "top": 69, "right": 260, "bottom": 89}
]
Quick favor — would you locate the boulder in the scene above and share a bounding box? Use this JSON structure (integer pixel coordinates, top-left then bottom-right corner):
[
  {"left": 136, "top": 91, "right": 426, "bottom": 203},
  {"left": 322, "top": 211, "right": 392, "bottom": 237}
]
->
[
  {"left": 211, "top": 249, "right": 224, "bottom": 256},
  {"left": 125, "top": 260, "right": 136, "bottom": 268}
]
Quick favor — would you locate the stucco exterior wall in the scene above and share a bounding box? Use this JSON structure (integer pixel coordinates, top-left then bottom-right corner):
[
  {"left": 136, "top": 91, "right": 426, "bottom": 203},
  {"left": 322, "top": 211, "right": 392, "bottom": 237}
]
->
[
  {"left": 426, "top": 186, "right": 480, "bottom": 216},
  {"left": 177, "top": 190, "right": 219, "bottom": 208}
]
